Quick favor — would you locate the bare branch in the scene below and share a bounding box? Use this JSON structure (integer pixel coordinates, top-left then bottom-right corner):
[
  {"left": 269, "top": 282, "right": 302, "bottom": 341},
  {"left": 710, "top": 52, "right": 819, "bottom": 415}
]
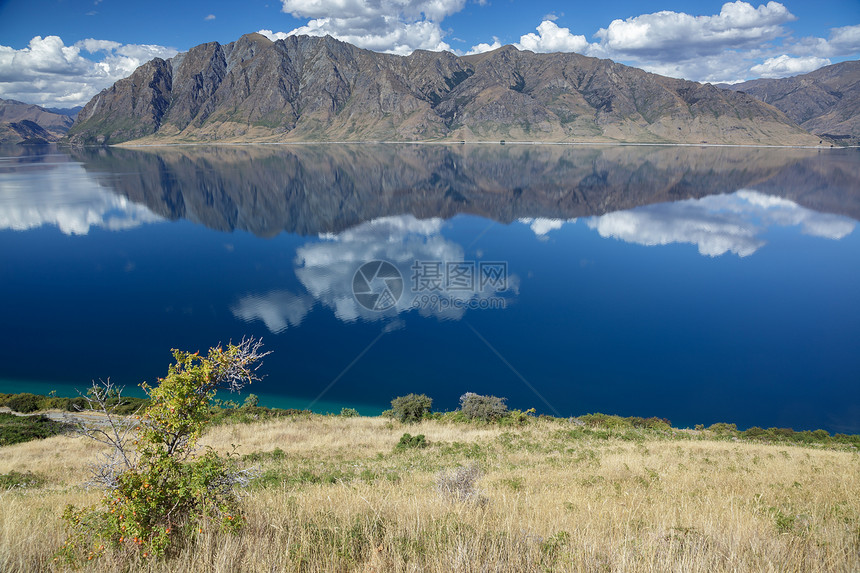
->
[
  {"left": 214, "top": 336, "right": 272, "bottom": 394},
  {"left": 71, "top": 379, "right": 144, "bottom": 489}
]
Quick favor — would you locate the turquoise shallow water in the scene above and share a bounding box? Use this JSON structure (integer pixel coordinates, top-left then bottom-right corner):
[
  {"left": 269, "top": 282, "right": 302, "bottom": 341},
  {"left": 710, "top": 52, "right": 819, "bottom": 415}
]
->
[{"left": 1, "top": 144, "right": 858, "bottom": 432}]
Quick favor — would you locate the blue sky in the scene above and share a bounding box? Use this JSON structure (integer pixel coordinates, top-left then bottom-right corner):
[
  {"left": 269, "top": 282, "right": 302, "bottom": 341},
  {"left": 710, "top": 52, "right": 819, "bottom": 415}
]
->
[{"left": 1, "top": 0, "right": 859, "bottom": 108}]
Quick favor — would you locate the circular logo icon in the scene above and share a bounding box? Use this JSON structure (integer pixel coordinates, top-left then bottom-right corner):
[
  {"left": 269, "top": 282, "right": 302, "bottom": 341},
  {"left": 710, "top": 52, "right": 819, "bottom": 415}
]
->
[{"left": 352, "top": 260, "right": 404, "bottom": 311}]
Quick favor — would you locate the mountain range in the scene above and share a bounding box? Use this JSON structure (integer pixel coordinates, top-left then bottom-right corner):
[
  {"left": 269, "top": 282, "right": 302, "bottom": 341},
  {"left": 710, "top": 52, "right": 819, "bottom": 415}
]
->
[
  {"left": 66, "top": 33, "right": 832, "bottom": 147},
  {"left": 729, "top": 60, "right": 860, "bottom": 145},
  {"left": 0, "top": 98, "right": 77, "bottom": 144},
  {"left": 69, "top": 144, "right": 860, "bottom": 236}
]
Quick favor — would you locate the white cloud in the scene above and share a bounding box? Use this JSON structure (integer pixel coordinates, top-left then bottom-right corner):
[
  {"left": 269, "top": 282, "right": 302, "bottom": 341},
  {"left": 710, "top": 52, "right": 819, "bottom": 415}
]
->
[
  {"left": 793, "top": 24, "right": 860, "bottom": 58},
  {"left": 827, "top": 24, "right": 860, "bottom": 53},
  {"left": 510, "top": 2, "right": 856, "bottom": 83},
  {"left": 515, "top": 21, "right": 592, "bottom": 54},
  {"left": 231, "top": 290, "right": 314, "bottom": 333},
  {"left": 595, "top": 1, "right": 795, "bottom": 58},
  {"left": 586, "top": 190, "right": 854, "bottom": 257},
  {"left": 750, "top": 54, "right": 831, "bottom": 78},
  {"left": 465, "top": 38, "right": 501, "bottom": 55},
  {"left": 265, "top": 0, "right": 469, "bottom": 54},
  {"left": 281, "top": 0, "right": 466, "bottom": 22},
  {"left": 265, "top": 18, "right": 452, "bottom": 54},
  {"left": 518, "top": 217, "right": 575, "bottom": 237},
  {"left": 204, "top": 14, "right": 216, "bottom": 21},
  {"left": 0, "top": 35, "right": 177, "bottom": 108},
  {"left": 0, "top": 156, "right": 162, "bottom": 234},
  {"left": 293, "top": 215, "right": 516, "bottom": 323}
]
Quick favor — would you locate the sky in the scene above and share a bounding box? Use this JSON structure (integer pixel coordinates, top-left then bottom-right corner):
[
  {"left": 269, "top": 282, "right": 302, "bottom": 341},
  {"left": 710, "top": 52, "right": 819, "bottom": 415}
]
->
[{"left": 1, "top": 0, "right": 859, "bottom": 109}]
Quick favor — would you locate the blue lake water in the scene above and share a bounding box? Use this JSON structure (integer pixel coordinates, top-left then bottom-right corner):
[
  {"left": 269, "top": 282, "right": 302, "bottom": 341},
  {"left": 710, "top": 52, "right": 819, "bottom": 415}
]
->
[{"left": 1, "top": 143, "right": 859, "bottom": 433}]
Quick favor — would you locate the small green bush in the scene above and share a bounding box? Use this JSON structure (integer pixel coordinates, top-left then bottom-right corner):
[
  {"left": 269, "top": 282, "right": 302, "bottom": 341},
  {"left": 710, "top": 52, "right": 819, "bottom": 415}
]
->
[
  {"left": 708, "top": 422, "right": 738, "bottom": 435},
  {"left": 459, "top": 392, "right": 508, "bottom": 422},
  {"left": 0, "top": 413, "right": 70, "bottom": 445},
  {"left": 339, "top": 407, "right": 360, "bottom": 418},
  {"left": 579, "top": 413, "right": 628, "bottom": 429},
  {"left": 811, "top": 429, "right": 830, "bottom": 441},
  {"left": 395, "top": 433, "right": 427, "bottom": 451},
  {"left": 5, "top": 393, "right": 41, "bottom": 413},
  {"left": 390, "top": 393, "right": 432, "bottom": 423}
]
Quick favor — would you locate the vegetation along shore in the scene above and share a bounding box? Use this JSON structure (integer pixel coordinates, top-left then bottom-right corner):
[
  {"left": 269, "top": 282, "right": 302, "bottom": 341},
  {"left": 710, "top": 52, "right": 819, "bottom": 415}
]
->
[{"left": 1, "top": 342, "right": 858, "bottom": 572}]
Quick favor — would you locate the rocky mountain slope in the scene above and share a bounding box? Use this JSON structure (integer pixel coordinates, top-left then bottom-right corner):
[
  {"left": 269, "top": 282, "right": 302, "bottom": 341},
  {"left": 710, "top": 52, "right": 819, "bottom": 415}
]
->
[
  {"left": 0, "top": 98, "right": 76, "bottom": 144},
  {"left": 730, "top": 60, "right": 860, "bottom": 145},
  {"left": 66, "top": 33, "right": 821, "bottom": 146},
  {"left": 70, "top": 144, "right": 860, "bottom": 236}
]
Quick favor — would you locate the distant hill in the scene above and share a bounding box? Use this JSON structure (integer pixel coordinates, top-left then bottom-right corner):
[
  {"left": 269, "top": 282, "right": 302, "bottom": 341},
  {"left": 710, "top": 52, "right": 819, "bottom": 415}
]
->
[
  {"left": 66, "top": 33, "right": 820, "bottom": 146},
  {"left": 0, "top": 98, "right": 75, "bottom": 144},
  {"left": 44, "top": 106, "right": 83, "bottom": 118},
  {"left": 730, "top": 60, "right": 860, "bottom": 145}
]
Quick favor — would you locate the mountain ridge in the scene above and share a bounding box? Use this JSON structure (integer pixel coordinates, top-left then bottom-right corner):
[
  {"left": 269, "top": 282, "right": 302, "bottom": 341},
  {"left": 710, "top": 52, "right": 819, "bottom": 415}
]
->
[
  {"left": 67, "top": 33, "right": 823, "bottom": 146},
  {"left": 70, "top": 144, "right": 860, "bottom": 237},
  {"left": 729, "top": 60, "right": 860, "bottom": 145},
  {"left": 0, "top": 98, "right": 76, "bottom": 144}
]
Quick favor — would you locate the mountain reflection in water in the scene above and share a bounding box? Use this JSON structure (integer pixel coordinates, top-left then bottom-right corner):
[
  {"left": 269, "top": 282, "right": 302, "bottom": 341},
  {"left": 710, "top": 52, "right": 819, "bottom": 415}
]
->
[{"left": 1, "top": 143, "right": 858, "bottom": 434}]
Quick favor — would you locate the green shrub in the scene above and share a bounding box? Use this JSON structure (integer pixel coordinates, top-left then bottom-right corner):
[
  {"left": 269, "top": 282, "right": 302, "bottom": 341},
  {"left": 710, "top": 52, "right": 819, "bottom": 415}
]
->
[
  {"left": 579, "top": 413, "right": 628, "bottom": 429},
  {"left": 339, "top": 407, "right": 360, "bottom": 417},
  {"left": 59, "top": 339, "right": 269, "bottom": 562},
  {"left": 0, "top": 412, "right": 71, "bottom": 445},
  {"left": 742, "top": 426, "right": 768, "bottom": 439},
  {"left": 708, "top": 422, "right": 738, "bottom": 435},
  {"left": 390, "top": 393, "right": 432, "bottom": 423},
  {"left": 811, "top": 429, "right": 830, "bottom": 441},
  {"left": 395, "top": 433, "right": 427, "bottom": 451},
  {"left": 5, "top": 393, "right": 41, "bottom": 413},
  {"left": 459, "top": 392, "right": 508, "bottom": 422}
]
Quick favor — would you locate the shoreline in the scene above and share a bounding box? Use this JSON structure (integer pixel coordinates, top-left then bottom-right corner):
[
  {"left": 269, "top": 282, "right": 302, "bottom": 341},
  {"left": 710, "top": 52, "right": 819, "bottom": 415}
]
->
[
  {"left": 106, "top": 139, "right": 853, "bottom": 150},
  {"left": 3, "top": 391, "right": 859, "bottom": 440}
]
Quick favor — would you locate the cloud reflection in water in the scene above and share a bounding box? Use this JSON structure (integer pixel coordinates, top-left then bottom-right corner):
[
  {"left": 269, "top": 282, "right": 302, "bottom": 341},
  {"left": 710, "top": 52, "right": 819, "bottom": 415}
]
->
[
  {"left": 0, "top": 159, "right": 162, "bottom": 234},
  {"left": 519, "top": 190, "right": 855, "bottom": 257},
  {"left": 232, "top": 215, "right": 517, "bottom": 332}
]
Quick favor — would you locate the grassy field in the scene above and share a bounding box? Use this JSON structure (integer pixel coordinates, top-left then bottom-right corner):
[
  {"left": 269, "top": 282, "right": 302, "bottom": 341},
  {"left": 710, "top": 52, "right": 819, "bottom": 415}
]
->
[{"left": 1, "top": 413, "right": 858, "bottom": 572}]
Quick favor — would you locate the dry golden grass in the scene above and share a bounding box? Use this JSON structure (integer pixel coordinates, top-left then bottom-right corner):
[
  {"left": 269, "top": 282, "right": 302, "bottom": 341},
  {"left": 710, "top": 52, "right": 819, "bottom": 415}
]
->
[{"left": 1, "top": 416, "right": 858, "bottom": 572}]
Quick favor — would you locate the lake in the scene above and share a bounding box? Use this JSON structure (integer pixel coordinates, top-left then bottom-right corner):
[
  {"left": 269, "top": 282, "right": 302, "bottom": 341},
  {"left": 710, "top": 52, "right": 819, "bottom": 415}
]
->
[{"left": 1, "top": 143, "right": 858, "bottom": 433}]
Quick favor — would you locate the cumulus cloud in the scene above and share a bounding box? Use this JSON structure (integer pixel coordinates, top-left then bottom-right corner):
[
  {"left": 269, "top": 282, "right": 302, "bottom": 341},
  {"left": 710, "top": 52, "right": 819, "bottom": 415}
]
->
[
  {"left": 586, "top": 190, "right": 855, "bottom": 257},
  {"left": 261, "top": 0, "right": 470, "bottom": 54},
  {"left": 465, "top": 38, "right": 501, "bottom": 55},
  {"left": 204, "top": 14, "right": 216, "bottom": 21},
  {"left": 515, "top": 21, "right": 592, "bottom": 54},
  {"left": 231, "top": 291, "right": 314, "bottom": 333},
  {"left": 750, "top": 54, "right": 832, "bottom": 77},
  {"left": 793, "top": 24, "right": 860, "bottom": 58},
  {"left": 560, "top": 2, "right": 857, "bottom": 82},
  {"left": 293, "top": 215, "right": 516, "bottom": 324},
  {"left": 0, "top": 35, "right": 177, "bottom": 108},
  {"left": 595, "top": 1, "right": 795, "bottom": 59},
  {"left": 449, "top": 2, "right": 851, "bottom": 82},
  {"left": 518, "top": 218, "right": 575, "bottom": 237},
  {"left": 0, "top": 156, "right": 162, "bottom": 234}
]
